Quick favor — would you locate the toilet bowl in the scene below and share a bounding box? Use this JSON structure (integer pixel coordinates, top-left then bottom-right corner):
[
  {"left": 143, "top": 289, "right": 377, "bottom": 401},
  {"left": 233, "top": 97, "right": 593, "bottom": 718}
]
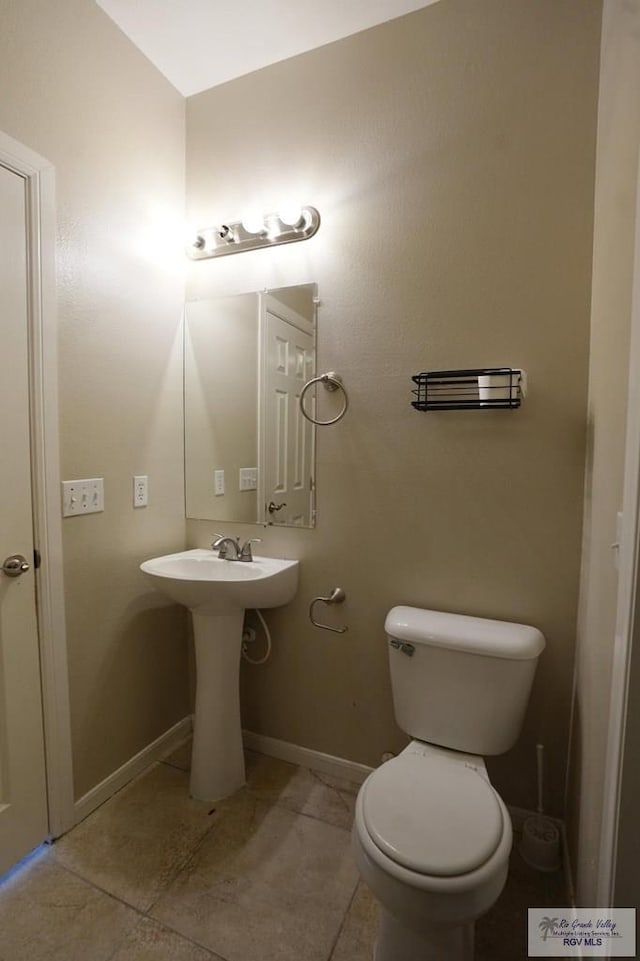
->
[
  {"left": 353, "top": 742, "right": 512, "bottom": 961},
  {"left": 352, "top": 606, "right": 545, "bottom": 961}
]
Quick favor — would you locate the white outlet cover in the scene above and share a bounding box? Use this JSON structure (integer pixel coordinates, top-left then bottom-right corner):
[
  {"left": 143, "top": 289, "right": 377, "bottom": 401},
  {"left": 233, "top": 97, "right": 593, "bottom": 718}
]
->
[{"left": 133, "top": 475, "right": 148, "bottom": 508}]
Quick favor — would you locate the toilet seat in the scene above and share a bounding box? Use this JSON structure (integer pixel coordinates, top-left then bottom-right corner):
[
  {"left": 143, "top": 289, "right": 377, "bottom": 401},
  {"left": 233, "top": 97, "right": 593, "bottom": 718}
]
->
[{"left": 361, "top": 753, "right": 504, "bottom": 878}]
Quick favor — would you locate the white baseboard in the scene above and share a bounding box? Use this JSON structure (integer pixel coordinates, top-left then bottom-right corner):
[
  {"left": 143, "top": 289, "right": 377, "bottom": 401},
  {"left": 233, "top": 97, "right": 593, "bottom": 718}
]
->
[
  {"left": 73, "top": 716, "right": 193, "bottom": 825},
  {"left": 242, "top": 730, "right": 374, "bottom": 785}
]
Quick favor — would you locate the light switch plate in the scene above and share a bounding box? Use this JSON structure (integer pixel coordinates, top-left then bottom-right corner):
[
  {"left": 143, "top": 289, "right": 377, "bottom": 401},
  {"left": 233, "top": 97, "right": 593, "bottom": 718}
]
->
[
  {"left": 239, "top": 467, "right": 258, "bottom": 491},
  {"left": 62, "top": 478, "right": 104, "bottom": 517},
  {"left": 214, "top": 469, "right": 225, "bottom": 496}
]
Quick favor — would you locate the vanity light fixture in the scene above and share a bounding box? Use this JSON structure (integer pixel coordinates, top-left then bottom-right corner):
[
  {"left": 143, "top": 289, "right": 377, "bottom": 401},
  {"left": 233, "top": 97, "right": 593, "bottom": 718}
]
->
[{"left": 187, "top": 205, "right": 320, "bottom": 259}]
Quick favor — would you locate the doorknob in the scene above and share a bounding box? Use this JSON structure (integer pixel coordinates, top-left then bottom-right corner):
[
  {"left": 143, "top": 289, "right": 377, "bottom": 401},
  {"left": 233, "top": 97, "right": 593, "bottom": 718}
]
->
[
  {"left": 268, "top": 501, "right": 287, "bottom": 514},
  {"left": 2, "top": 554, "right": 30, "bottom": 577}
]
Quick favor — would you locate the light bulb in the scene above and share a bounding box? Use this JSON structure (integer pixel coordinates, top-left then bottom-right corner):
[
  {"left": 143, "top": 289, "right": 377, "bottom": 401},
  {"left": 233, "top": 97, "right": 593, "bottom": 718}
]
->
[
  {"left": 278, "top": 205, "right": 305, "bottom": 228},
  {"left": 241, "top": 211, "right": 266, "bottom": 234}
]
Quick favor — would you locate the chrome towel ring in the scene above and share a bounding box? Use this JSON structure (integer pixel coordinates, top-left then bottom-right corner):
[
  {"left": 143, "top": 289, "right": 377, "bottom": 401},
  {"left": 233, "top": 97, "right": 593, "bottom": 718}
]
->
[
  {"left": 299, "top": 371, "right": 349, "bottom": 426},
  {"left": 309, "top": 587, "right": 348, "bottom": 634}
]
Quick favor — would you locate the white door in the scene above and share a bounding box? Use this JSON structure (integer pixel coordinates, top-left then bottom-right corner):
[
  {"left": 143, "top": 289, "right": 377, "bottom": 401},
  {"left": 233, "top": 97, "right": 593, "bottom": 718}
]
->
[
  {"left": 0, "top": 162, "right": 49, "bottom": 874},
  {"left": 260, "top": 296, "right": 315, "bottom": 527}
]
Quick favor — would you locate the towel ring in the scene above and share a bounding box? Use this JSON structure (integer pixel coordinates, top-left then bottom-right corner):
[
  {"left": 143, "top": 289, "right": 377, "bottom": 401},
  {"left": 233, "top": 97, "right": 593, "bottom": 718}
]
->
[
  {"left": 309, "top": 587, "right": 348, "bottom": 634},
  {"left": 299, "top": 371, "right": 349, "bottom": 426}
]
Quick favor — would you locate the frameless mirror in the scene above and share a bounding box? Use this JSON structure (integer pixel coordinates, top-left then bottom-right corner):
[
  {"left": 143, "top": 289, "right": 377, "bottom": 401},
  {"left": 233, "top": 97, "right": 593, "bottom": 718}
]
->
[{"left": 184, "top": 284, "right": 317, "bottom": 528}]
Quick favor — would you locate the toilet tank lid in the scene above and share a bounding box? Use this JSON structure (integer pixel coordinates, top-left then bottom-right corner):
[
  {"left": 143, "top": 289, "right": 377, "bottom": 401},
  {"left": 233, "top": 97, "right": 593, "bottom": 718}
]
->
[{"left": 385, "top": 606, "right": 545, "bottom": 660}]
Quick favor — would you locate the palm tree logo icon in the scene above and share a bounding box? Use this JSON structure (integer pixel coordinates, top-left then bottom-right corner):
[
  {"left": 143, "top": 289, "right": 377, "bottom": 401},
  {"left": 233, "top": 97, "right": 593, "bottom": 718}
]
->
[{"left": 539, "top": 917, "right": 560, "bottom": 940}]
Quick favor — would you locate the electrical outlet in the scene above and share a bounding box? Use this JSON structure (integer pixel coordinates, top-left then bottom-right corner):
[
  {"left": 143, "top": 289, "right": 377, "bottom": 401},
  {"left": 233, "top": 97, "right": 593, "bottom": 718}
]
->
[
  {"left": 133, "top": 475, "right": 148, "bottom": 508},
  {"left": 214, "top": 469, "right": 225, "bottom": 496},
  {"left": 62, "top": 478, "right": 104, "bottom": 517}
]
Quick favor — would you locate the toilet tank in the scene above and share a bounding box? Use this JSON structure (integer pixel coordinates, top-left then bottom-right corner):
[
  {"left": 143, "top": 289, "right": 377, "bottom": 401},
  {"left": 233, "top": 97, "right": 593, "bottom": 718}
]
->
[{"left": 386, "top": 606, "right": 545, "bottom": 756}]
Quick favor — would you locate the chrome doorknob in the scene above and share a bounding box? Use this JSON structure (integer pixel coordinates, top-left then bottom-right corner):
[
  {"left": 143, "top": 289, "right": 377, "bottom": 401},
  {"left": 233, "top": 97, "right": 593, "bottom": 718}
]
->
[
  {"left": 2, "top": 554, "right": 30, "bottom": 577},
  {"left": 267, "top": 501, "right": 287, "bottom": 514}
]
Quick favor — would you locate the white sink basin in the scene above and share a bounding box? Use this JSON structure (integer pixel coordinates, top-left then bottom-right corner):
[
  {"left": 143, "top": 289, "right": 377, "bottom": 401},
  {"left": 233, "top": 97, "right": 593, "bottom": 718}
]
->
[
  {"left": 140, "top": 548, "right": 298, "bottom": 614},
  {"left": 140, "top": 547, "right": 299, "bottom": 803}
]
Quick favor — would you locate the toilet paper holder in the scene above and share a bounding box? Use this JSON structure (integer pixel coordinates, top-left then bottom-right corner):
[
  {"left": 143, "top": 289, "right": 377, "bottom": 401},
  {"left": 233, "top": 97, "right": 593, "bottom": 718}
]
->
[{"left": 309, "top": 587, "right": 348, "bottom": 634}]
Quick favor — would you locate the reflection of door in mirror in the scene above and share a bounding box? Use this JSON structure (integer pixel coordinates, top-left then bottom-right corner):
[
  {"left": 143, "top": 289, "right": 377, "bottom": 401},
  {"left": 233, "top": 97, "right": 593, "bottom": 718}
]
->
[
  {"left": 259, "top": 293, "right": 316, "bottom": 527},
  {"left": 184, "top": 284, "right": 317, "bottom": 529}
]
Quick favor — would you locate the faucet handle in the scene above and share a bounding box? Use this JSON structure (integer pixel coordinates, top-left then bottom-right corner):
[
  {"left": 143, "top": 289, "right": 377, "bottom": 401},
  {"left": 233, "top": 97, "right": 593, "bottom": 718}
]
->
[{"left": 239, "top": 538, "right": 262, "bottom": 562}]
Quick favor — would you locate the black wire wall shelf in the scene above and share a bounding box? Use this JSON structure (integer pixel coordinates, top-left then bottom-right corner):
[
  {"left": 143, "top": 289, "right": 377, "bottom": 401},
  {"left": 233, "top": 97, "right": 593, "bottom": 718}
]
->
[{"left": 411, "top": 368, "right": 525, "bottom": 412}]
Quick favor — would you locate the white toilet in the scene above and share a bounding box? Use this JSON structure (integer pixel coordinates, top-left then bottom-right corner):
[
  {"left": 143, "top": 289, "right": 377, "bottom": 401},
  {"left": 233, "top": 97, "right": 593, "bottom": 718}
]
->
[{"left": 353, "top": 606, "right": 545, "bottom": 961}]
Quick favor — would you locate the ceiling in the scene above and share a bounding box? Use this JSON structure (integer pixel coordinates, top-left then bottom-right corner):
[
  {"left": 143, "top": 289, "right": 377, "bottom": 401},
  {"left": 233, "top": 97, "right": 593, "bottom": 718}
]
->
[{"left": 95, "top": 0, "right": 441, "bottom": 97}]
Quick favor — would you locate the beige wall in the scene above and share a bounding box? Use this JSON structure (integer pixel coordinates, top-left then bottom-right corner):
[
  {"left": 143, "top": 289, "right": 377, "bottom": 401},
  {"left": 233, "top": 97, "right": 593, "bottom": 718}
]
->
[
  {"left": 186, "top": 0, "right": 601, "bottom": 814},
  {"left": 569, "top": 0, "right": 640, "bottom": 907},
  {"left": 0, "top": 0, "right": 189, "bottom": 798}
]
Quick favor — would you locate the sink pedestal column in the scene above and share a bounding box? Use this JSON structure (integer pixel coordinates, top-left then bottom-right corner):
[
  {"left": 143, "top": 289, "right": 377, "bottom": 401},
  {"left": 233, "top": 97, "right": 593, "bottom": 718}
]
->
[{"left": 190, "top": 610, "right": 246, "bottom": 801}]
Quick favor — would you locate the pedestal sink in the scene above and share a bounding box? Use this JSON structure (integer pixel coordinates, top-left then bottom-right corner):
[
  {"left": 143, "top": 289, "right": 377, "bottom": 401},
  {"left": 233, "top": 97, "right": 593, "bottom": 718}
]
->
[{"left": 140, "top": 549, "right": 299, "bottom": 801}]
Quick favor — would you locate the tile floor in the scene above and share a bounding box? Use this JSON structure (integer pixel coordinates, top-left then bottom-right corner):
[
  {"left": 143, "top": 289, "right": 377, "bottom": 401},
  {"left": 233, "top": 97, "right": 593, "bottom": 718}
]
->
[{"left": 0, "top": 741, "right": 567, "bottom": 961}]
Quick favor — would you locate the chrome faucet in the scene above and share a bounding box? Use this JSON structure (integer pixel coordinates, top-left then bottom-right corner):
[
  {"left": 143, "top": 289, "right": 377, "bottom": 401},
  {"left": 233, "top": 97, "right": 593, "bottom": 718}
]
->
[
  {"left": 212, "top": 535, "right": 241, "bottom": 560},
  {"left": 212, "top": 535, "right": 261, "bottom": 562}
]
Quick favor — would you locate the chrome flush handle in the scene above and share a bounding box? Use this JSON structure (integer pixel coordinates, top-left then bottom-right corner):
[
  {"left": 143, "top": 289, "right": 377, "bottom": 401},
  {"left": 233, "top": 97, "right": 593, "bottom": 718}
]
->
[{"left": 390, "top": 638, "right": 415, "bottom": 657}]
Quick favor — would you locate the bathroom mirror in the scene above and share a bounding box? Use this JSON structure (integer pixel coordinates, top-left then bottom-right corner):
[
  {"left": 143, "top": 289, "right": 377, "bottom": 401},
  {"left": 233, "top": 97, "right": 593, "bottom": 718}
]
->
[{"left": 184, "top": 284, "right": 317, "bottom": 528}]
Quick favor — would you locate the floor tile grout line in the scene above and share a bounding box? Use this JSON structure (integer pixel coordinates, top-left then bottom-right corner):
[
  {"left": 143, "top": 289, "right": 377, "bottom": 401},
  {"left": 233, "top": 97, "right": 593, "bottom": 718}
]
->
[
  {"left": 140, "top": 911, "right": 232, "bottom": 961},
  {"left": 159, "top": 753, "right": 353, "bottom": 828},
  {"left": 141, "top": 796, "right": 233, "bottom": 917},
  {"left": 325, "top": 877, "right": 361, "bottom": 961},
  {"left": 160, "top": 758, "right": 190, "bottom": 773},
  {"left": 101, "top": 920, "right": 140, "bottom": 961},
  {"left": 49, "top": 856, "right": 229, "bottom": 961},
  {"left": 51, "top": 856, "right": 155, "bottom": 915},
  {"left": 52, "top": 818, "right": 215, "bottom": 912},
  {"left": 138, "top": 788, "right": 355, "bottom": 958},
  {"left": 249, "top": 792, "right": 354, "bottom": 833},
  {"left": 308, "top": 768, "right": 358, "bottom": 816},
  {"left": 54, "top": 840, "right": 215, "bottom": 923},
  {"left": 160, "top": 746, "right": 358, "bottom": 827},
  {"left": 52, "top": 769, "right": 224, "bottom": 918},
  {"left": 313, "top": 768, "right": 361, "bottom": 797}
]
